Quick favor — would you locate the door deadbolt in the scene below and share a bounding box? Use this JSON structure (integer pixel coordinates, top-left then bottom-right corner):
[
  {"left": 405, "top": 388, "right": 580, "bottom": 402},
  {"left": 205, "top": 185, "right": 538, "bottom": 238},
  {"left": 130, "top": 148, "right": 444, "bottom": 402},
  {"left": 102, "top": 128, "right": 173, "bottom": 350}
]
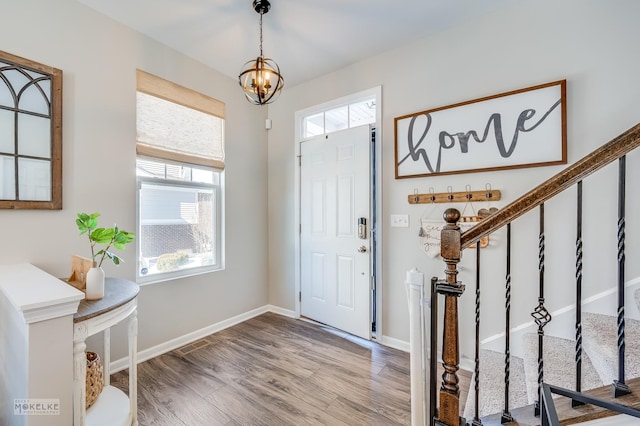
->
[
  {"left": 358, "top": 217, "right": 367, "bottom": 239},
  {"left": 358, "top": 245, "right": 367, "bottom": 253}
]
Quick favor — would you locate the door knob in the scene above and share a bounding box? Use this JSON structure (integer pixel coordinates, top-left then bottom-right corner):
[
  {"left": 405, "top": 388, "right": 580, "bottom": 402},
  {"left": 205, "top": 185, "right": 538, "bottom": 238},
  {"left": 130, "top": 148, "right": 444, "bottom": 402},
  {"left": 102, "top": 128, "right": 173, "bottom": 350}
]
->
[{"left": 358, "top": 245, "right": 367, "bottom": 253}]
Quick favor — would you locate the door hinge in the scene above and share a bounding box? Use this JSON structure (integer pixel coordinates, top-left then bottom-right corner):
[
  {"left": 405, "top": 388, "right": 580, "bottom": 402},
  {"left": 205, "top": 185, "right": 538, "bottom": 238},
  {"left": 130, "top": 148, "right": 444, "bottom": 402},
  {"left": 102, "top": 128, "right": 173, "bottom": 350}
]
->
[
  {"left": 299, "top": 291, "right": 302, "bottom": 302},
  {"left": 297, "top": 155, "right": 301, "bottom": 166}
]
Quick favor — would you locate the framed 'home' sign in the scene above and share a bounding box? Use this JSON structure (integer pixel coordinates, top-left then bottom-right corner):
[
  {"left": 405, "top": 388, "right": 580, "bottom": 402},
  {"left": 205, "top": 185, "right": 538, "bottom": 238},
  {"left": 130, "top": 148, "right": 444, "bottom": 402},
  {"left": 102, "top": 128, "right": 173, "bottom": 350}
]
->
[{"left": 394, "top": 80, "right": 567, "bottom": 179}]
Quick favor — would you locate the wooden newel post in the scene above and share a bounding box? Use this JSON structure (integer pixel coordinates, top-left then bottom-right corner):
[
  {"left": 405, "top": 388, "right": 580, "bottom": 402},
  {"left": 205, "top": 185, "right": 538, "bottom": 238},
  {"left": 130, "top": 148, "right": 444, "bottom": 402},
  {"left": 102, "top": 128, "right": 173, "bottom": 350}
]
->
[{"left": 435, "top": 208, "right": 465, "bottom": 426}]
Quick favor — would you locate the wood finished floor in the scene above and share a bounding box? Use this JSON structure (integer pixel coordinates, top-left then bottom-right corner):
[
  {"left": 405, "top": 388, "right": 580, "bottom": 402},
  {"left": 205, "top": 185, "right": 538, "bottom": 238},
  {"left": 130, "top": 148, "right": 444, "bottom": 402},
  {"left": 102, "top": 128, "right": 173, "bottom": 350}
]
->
[{"left": 112, "top": 313, "right": 420, "bottom": 425}]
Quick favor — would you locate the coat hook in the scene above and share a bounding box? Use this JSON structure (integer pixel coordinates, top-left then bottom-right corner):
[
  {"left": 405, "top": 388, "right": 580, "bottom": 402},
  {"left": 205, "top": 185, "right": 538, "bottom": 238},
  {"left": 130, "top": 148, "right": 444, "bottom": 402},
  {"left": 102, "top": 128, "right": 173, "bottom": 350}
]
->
[
  {"left": 429, "top": 187, "right": 436, "bottom": 203},
  {"left": 447, "top": 186, "right": 454, "bottom": 201}
]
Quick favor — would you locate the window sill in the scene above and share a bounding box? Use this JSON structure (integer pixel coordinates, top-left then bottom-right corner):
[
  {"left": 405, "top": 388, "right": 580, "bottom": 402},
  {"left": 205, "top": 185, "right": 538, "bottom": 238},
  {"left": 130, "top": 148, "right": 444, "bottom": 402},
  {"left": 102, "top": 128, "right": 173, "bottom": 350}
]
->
[{"left": 136, "top": 264, "right": 224, "bottom": 286}]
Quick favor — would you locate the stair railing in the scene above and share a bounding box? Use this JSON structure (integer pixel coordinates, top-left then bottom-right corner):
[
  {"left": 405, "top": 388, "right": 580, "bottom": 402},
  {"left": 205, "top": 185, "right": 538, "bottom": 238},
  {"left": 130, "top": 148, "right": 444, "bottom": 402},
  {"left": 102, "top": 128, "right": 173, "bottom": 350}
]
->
[
  {"left": 540, "top": 382, "right": 640, "bottom": 425},
  {"left": 431, "top": 122, "right": 640, "bottom": 426}
]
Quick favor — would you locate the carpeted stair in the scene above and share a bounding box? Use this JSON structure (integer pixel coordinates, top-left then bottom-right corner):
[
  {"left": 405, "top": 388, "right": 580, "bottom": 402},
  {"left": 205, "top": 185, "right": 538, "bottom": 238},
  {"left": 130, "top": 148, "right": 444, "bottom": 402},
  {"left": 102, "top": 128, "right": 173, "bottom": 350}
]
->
[
  {"left": 581, "top": 311, "right": 640, "bottom": 384},
  {"left": 463, "top": 349, "right": 528, "bottom": 419},
  {"left": 522, "top": 333, "right": 603, "bottom": 405},
  {"left": 466, "top": 309, "right": 640, "bottom": 421}
]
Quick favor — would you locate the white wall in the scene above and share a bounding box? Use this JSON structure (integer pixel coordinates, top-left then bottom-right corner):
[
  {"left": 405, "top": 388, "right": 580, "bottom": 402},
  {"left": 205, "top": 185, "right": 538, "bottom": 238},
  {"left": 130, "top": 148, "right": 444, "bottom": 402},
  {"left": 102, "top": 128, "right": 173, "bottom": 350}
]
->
[
  {"left": 0, "top": 0, "right": 269, "bottom": 360},
  {"left": 267, "top": 0, "right": 640, "bottom": 354}
]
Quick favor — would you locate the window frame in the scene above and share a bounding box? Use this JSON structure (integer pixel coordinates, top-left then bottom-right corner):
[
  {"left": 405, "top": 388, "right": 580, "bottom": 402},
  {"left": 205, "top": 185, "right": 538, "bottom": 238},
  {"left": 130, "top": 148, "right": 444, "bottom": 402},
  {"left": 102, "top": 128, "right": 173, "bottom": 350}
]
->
[
  {"left": 135, "top": 70, "right": 225, "bottom": 285},
  {"left": 136, "top": 160, "right": 223, "bottom": 284},
  {"left": 300, "top": 95, "right": 376, "bottom": 139}
]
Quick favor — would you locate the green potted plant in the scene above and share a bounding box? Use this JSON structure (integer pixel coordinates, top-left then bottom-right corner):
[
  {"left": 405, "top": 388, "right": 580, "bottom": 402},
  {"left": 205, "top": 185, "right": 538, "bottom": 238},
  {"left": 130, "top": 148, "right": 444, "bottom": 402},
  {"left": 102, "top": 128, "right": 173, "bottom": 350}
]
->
[{"left": 76, "top": 212, "right": 135, "bottom": 299}]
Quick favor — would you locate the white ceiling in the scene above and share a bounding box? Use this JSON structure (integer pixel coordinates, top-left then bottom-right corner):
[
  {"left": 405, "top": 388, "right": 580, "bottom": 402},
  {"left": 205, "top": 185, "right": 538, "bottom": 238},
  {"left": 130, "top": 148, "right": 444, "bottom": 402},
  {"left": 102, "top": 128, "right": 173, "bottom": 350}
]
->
[{"left": 77, "top": 0, "right": 519, "bottom": 88}]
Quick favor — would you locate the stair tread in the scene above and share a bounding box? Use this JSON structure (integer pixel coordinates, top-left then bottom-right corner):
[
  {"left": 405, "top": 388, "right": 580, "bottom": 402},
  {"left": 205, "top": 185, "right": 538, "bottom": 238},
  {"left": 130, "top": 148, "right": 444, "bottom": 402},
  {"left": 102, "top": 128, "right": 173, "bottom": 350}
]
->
[
  {"left": 522, "top": 333, "right": 603, "bottom": 405},
  {"left": 479, "top": 376, "right": 640, "bottom": 425},
  {"left": 582, "top": 311, "right": 640, "bottom": 384},
  {"left": 463, "top": 349, "right": 528, "bottom": 419}
]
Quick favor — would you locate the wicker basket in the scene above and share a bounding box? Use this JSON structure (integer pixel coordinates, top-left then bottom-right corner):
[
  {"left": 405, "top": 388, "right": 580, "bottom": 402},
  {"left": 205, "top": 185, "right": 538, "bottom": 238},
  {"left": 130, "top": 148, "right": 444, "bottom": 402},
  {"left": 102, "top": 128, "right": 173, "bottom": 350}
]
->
[{"left": 86, "top": 351, "right": 104, "bottom": 409}]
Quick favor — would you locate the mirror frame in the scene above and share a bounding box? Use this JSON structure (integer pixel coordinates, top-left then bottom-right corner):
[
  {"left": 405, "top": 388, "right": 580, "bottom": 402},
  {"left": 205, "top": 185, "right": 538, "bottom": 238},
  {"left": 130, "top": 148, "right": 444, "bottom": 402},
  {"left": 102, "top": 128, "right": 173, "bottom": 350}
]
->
[{"left": 0, "top": 50, "right": 62, "bottom": 210}]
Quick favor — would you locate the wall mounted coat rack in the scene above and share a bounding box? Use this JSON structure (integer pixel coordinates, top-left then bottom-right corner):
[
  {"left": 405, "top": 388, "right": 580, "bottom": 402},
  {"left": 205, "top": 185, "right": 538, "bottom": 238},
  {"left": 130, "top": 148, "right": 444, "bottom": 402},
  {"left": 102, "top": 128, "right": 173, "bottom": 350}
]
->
[{"left": 408, "top": 188, "right": 501, "bottom": 204}]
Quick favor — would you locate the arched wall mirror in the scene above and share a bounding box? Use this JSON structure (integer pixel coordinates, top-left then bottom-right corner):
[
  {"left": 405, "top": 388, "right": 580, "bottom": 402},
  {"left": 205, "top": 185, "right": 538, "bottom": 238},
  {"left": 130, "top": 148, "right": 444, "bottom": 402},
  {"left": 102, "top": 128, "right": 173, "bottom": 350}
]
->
[{"left": 0, "top": 50, "right": 62, "bottom": 210}]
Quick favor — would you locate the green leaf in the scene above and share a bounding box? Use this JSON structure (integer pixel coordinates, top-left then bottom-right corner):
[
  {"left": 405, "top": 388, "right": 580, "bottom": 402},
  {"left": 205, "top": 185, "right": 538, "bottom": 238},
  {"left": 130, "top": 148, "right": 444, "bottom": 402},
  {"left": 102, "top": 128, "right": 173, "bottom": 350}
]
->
[
  {"left": 76, "top": 212, "right": 100, "bottom": 234},
  {"left": 90, "top": 228, "right": 115, "bottom": 244},
  {"left": 76, "top": 221, "right": 88, "bottom": 235},
  {"left": 113, "top": 230, "right": 135, "bottom": 249},
  {"left": 106, "top": 252, "right": 122, "bottom": 265}
]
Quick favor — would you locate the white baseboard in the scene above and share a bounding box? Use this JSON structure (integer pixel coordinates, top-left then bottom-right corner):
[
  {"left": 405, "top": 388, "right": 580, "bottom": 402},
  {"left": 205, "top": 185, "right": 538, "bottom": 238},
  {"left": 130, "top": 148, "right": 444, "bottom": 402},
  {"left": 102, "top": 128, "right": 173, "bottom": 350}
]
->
[
  {"left": 110, "top": 305, "right": 271, "bottom": 373},
  {"left": 381, "top": 335, "right": 410, "bottom": 352},
  {"left": 265, "top": 304, "right": 296, "bottom": 318},
  {"left": 460, "top": 356, "right": 474, "bottom": 372}
]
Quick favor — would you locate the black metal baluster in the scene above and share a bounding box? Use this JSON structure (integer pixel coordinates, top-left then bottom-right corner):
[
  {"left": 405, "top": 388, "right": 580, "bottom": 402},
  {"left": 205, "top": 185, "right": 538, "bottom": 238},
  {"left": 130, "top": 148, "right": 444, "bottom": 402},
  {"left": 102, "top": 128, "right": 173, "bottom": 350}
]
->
[
  {"left": 574, "top": 181, "right": 585, "bottom": 407},
  {"left": 472, "top": 243, "right": 483, "bottom": 426},
  {"left": 502, "top": 224, "right": 513, "bottom": 424},
  {"left": 532, "top": 204, "right": 551, "bottom": 416},
  {"left": 613, "top": 155, "right": 630, "bottom": 397}
]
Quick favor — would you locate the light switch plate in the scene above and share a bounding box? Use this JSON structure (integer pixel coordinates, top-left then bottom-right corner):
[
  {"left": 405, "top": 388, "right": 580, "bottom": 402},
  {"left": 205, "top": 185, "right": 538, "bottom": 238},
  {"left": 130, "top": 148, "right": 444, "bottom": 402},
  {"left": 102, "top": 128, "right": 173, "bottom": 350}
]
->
[{"left": 391, "top": 214, "right": 409, "bottom": 228}]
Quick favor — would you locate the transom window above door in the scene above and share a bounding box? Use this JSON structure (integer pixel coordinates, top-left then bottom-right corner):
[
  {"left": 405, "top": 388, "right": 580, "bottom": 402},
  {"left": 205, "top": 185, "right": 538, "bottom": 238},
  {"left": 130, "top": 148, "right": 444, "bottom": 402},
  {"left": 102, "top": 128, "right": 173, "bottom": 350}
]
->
[{"left": 301, "top": 97, "right": 376, "bottom": 139}]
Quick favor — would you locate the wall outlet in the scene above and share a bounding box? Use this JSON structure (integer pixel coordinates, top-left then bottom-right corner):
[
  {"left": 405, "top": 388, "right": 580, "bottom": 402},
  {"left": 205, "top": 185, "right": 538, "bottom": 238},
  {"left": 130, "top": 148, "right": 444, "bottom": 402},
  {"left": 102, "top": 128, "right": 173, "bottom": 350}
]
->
[{"left": 390, "top": 214, "right": 409, "bottom": 228}]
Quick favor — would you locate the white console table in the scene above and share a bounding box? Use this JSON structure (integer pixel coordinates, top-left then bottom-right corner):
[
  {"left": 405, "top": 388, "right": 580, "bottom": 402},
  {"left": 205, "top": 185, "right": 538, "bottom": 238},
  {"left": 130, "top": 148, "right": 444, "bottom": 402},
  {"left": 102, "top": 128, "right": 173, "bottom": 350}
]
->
[{"left": 73, "top": 278, "right": 139, "bottom": 426}]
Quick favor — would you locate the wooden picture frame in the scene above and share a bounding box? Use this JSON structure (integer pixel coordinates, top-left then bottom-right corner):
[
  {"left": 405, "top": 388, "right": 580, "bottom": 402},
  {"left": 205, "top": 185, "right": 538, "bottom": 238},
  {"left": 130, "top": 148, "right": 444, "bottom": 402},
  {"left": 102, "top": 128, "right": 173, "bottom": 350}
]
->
[
  {"left": 66, "top": 255, "right": 94, "bottom": 291},
  {"left": 0, "top": 50, "right": 63, "bottom": 209},
  {"left": 394, "top": 80, "right": 567, "bottom": 179}
]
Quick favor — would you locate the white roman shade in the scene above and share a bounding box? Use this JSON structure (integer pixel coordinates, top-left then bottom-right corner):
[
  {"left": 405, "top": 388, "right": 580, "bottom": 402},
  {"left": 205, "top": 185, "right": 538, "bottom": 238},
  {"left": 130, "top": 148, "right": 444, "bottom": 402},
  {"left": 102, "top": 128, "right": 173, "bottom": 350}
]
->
[{"left": 136, "top": 70, "right": 225, "bottom": 169}]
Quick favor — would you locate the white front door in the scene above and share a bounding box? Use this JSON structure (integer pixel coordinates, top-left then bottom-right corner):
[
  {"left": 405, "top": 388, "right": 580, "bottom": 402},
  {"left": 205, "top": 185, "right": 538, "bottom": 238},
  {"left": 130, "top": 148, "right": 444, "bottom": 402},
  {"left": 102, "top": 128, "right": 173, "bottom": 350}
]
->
[{"left": 300, "top": 126, "right": 372, "bottom": 339}]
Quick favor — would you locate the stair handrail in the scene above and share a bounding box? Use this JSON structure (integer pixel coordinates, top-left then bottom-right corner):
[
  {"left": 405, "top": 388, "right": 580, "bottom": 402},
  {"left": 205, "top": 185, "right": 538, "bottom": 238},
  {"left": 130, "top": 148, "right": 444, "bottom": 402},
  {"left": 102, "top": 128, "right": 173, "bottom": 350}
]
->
[
  {"left": 433, "top": 121, "right": 640, "bottom": 426},
  {"left": 461, "top": 122, "right": 640, "bottom": 249}
]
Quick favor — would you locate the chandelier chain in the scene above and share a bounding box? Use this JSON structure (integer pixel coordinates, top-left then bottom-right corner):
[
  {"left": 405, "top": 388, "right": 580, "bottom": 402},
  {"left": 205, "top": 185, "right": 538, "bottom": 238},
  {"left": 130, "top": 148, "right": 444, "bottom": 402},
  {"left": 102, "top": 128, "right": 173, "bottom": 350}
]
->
[{"left": 259, "top": 11, "right": 264, "bottom": 58}]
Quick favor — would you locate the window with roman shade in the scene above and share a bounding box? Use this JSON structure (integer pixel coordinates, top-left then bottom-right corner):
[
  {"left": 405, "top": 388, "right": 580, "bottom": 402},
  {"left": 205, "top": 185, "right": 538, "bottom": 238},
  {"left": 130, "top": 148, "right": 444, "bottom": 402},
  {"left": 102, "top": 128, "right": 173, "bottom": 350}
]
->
[{"left": 135, "top": 70, "right": 225, "bottom": 283}]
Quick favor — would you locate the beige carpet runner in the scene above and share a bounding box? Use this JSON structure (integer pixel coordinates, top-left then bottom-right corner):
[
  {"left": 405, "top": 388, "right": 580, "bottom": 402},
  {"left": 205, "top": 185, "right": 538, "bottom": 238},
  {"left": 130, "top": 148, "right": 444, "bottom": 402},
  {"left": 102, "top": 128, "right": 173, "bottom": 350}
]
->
[{"left": 463, "top": 311, "right": 640, "bottom": 419}]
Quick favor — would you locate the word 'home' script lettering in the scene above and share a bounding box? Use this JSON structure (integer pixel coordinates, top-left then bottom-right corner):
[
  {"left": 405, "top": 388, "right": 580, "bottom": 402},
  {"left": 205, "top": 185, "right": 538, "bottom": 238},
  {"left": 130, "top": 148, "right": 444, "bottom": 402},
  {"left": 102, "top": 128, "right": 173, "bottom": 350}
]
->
[{"left": 398, "top": 98, "right": 561, "bottom": 174}]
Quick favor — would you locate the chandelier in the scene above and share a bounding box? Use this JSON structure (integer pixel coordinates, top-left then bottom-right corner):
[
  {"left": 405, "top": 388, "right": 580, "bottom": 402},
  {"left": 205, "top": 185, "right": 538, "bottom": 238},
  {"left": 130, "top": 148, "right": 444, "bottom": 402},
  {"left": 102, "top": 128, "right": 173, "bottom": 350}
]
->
[{"left": 238, "top": 0, "right": 284, "bottom": 105}]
